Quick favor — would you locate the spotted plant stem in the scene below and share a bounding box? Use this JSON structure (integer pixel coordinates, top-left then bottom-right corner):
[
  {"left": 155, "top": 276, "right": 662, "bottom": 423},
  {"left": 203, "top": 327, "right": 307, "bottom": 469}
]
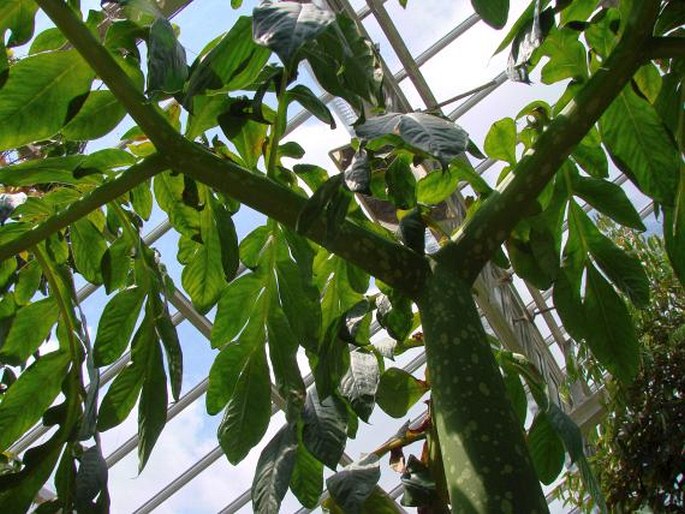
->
[{"left": 418, "top": 263, "right": 548, "bottom": 513}]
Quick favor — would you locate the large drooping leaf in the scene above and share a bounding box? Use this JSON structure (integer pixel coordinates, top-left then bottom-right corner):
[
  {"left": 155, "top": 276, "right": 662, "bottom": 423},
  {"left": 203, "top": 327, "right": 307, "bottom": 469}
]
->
[
  {"left": 0, "top": 50, "right": 94, "bottom": 151},
  {"left": 527, "top": 411, "right": 565, "bottom": 485},
  {"left": 74, "top": 445, "right": 109, "bottom": 513},
  {"left": 472, "top": 0, "right": 509, "bottom": 29},
  {"left": 252, "top": 423, "right": 298, "bottom": 514},
  {"left": 253, "top": 1, "right": 335, "bottom": 68},
  {"left": 137, "top": 334, "right": 168, "bottom": 471},
  {"left": 339, "top": 351, "right": 380, "bottom": 422},
  {"left": 355, "top": 113, "right": 469, "bottom": 169},
  {"left": 93, "top": 286, "right": 146, "bottom": 366},
  {"left": 0, "top": 350, "right": 70, "bottom": 452},
  {"left": 146, "top": 17, "right": 188, "bottom": 99},
  {"left": 185, "top": 16, "right": 271, "bottom": 101},
  {"left": 61, "top": 90, "right": 127, "bottom": 141},
  {"left": 583, "top": 264, "right": 639, "bottom": 382},
  {"left": 181, "top": 191, "right": 233, "bottom": 314},
  {"left": 375, "top": 368, "right": 428, "bottom": 418},
  {"left": 70, "top": 218, "right": 108, "bottom": 285},
  {"left": 573, "top": 203, "right": 649, "bottom": 307},
  {"left": 0, "top": 0, "right": 39, "bottom": 47},
  {"left": 97, "top": 362, "right": 144, "bottom": 432},
  {"left": 0, "top": 297, "right": 59, "bottom": 365},
  {"left": 290, "top": 443, "right": 323, "bottom": 508},
  {"left": 217, "top": 345, "right": 271, "bottom": 464},
  {"left": 326, "top": 454, "right": 381, "bottom": 514},
  {"left": 600, "top": 86, "right": 680, "bottom": 205},
  {"left": 302, "top": 389, "right": 348, "bottom": 470}
]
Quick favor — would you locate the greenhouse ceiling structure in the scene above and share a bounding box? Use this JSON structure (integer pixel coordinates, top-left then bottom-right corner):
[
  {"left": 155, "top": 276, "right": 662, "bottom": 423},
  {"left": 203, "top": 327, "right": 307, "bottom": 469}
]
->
[{"left": 0, "top": 0, "right": 679, "bottom": 513}]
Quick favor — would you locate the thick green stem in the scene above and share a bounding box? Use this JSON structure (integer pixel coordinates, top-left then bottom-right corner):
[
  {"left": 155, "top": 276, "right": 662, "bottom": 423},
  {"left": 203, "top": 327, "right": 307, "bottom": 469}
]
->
[
  {"left": 0, "top": 154, "right": 167, "bottom": 262},
  {"left": 418, "top": 262, "right": 547, "bottom": 513},
  {"left": 440, "top": 0, "right": 661, "bottom": 283}
]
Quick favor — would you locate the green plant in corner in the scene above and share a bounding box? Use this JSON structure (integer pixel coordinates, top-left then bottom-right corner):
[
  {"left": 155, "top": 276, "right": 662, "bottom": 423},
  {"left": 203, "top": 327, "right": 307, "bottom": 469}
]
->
[{"left": 0, "top": 0, "right": 682, "bottom": 513}]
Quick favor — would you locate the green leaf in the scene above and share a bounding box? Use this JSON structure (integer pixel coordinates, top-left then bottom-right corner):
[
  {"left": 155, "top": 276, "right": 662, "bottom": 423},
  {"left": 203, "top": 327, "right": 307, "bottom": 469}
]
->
[
  {"left": 633, "top": 62, "right": 662, "bottom": 104},
  {"left": 252, "top": 423, "right": 298, "bottom": 514},
  {"left": 386, "top": 153, "right": 417, "bottom": 209},
  {"left": 0, "top": 350, "right": 70, "bottom": 452},
  {"left": 547, "top": 403, "right": 607, "bottom": 512},
  {"left": 218, "top": 108, "right": 269, "bottom": 171},
  {"left": 101, "top": 238, "right": 134, "bottom": 294},
  {"left": 93, "top": 286, "right": 146, "bottom": 366},
  {"left": 538, "top": 28, "right": 588, "bottom": 84},
  {"left": 0, "top": 436, "right": 63, "bottom": 513},
  {"left": 290, "top": 443, "right": 323, "bottom": 508},
  {"left": 472, "top": 0, "right": 509, "bottom": 29},
  {"left": 507, "top": 225, "right": 559, "bottom": 290},
  {"left": 97, "top": 362, "right": 144, "bottom": 431},
  {"left": 600, "top": 86, "right": 680, "bottom": 205},
  {"left": 181, "top": 192, "right": 227, "bottom": 314},
  {"left": 0, "top": 0, "right": 39, "bottom": 47},
  {"left": 275, "top": 258, "right": 321, "bottom": 349},
  {"left": 70, "top": 218, "right": 108, "bottom": 284},
  {"left": 356, "top": 113, "right": 469, "bottom": 169},
  {"left": 218, "top": 346, "right": 271, "bottom": 464},
  {"left": 138, "top": 338, "right": 168, "bottom": 471},
  {"left": 553, "top": 269, "right": 587, "bottom": 342},
  {"left": 302, "top": 15, "right": 384, "bottom": 111},
  {"left": 340, "top": 351, "right": 379, "bottom": 422},
  {"left": 571, "top": 175, "right": 644, "bottom": 230},
  {"left": 0, "top": 157, "right": 87, "bottom": 187},
  {"left": 417, "top": 167, "right": 459, "bottom": 205},
  {"left": 186, "top": 95, "right": 230, "bottom": 139},
  {"left": 398, "top": 209, "right": 426, "bottom": 255},
  {"left": 327, "top": 454, "right": 381, "bottom": 514},
  {"left": 185, "top": 16, "right": 270, "bottom": 100},
  {"left": 527, "top": 412, "right": 565, "bottom": 485},
  {"left": 211, "top": 273, "right": 264, "bottom": 348},
  {"left": 0, "top": 297, "right": 59, "bottom": 365},
  {"left": 343, "top": 149, "right": 371, "bottom": 194},
  {"left": 253, "top": 1, "right": 335, "bottom": 68},
  {"left": 154, "top": 304, "right": 183, "bottom": 401},
  {"left": 376, "top": 290, "right": 413, "bottom": 342},
  {"left": 574, "top": 204, "right": 649, "bottom": 307},
  {"left": 571, "top": 138, "right": 608, "bottom": 178},
  {"left": 286, "top": 84, "right": 335, "bottom": 128},
  {"left": 584, "top": 264, "right": 639, "bottom": 382},
  {"left": 376, "top": 368, "right": 428, "bottom": 418},
  {"left": 207, "top": 341, "right": 255, "bottom": 415},
  {"left": 74, "top": 445, "right": 108, "bottom": 512},
  {"left": 400, "top": 455, "right": 437, "bottom": 507},
  {"left": 146, "top": 17, "right": 188, "bottom": 98},
  {"left": 484, "top": 117, "right": 517, "bottom": 165},
  {"left": 29, "top": 27, "right": 66, "bottom": 55},
  {"left": 62, "top": 90, "right": 127, "bottom": 141},
  {"left": 559, "top": 0, "right": 597, "bottom": 25},
  {"left": 14, "top": 259, "right": 42, "bottom": 305},
  {"left": 266, "top": 306, "right": 305, "bottom": 411},
  {"left": 302, "top": 389, "right": 348, "bottom": 470},
  {"left": 0, "top": 50, "right": 94, "bottom": 151},
  {"left": 154, "top": 171, "right": 201, "bottom": 236}
]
